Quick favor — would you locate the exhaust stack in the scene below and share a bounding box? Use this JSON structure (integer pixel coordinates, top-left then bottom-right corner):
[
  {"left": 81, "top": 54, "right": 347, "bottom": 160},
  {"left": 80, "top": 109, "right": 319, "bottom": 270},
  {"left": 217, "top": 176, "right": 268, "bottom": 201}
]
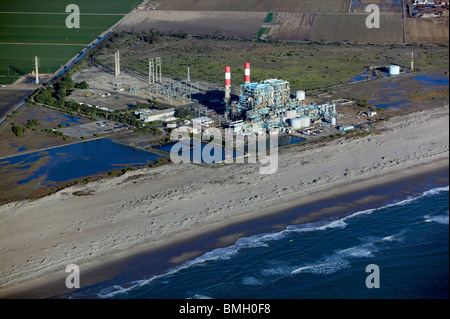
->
[
  {"left": 244, "top": 62, "right": 250, "bottom": 84},
  {"left": 225, "top": 66, "right": 231, "bottom": 102}
]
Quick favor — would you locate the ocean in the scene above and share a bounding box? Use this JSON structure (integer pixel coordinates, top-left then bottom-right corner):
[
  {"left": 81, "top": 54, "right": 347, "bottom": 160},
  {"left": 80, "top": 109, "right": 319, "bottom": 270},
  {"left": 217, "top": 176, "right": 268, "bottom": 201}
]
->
[{"left": 61, "top": 175, "right": 449, "bottom": 300}]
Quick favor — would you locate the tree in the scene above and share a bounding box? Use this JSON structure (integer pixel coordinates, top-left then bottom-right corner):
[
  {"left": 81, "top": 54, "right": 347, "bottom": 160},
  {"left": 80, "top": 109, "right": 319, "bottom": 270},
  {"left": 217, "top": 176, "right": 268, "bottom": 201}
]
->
[
  {"left": 59, "top": 76, "right": 74, "bottom": 90},
  {"left": 12, "top": 125, "right": 26, "bottom": 136},
  {"left": 75, "top": 81, "right": 89, "bottom": 89}
]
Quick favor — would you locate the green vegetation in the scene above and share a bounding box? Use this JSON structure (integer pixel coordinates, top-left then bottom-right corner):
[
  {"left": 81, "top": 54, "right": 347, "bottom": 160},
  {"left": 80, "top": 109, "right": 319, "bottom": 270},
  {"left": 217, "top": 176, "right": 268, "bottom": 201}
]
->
[
  {"left": 0, "top": 14, "right": 123, "bottom": 44},
  {"left": 175, "top": 108, "right": 194, "bottom": 120},
  {"left": 25, "top": 119, "right": 40, "bottom": 129},
  {"left": 257, "top": 27, "right": 271, "bottom": 39},
  {"left": 0, "top": 0, "right": 142, "bottom": 14},
  {"left": 264, "top": 13, "right": 274, "bottom": 23},
  {"left": 0, "top": 44, "right": 84, "bottom": 84},
  {"left": 75, "top": 81, "right": 89, "bottom": 89},
  {"left": 11, "top": 125, "right": 26, "bottom": 136},
  {"left": 135, "top": 100, "right": 170, "bottom": 110},
  {"left": 0, "top": 0, "right": 142, "bottom": 84},
  {"left": 94, "top": 33, "right": 448, "bottom": 92},
  {"left": 356, "top": 99, "right": 368, "bottom": 107}
]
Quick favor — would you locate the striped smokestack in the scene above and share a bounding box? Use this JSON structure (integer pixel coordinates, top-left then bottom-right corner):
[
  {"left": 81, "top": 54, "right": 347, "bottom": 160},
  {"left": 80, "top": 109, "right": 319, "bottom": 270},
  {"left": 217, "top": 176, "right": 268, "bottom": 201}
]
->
[
  {"left": 225, "top": 66, "right": 231, "bottom": 102},
  {"left": 244, "top": 62, "right": 250, "bottom": 84}
]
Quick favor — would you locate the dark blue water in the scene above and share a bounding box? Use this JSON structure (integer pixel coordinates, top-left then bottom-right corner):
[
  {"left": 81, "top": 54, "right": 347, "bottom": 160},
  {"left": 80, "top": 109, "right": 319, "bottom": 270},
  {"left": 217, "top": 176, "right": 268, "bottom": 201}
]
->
[
  {"left": 412, "top": 75, "right": 449, "bottom": 87},
  {"left": 0, "top": 139, "right": 161, "bottom": 184},
  {"left": 92, "top": 185, "right": 448, "bottom": 299},
  {"left": 153, "top": 140, "right": 245, "bottom": 163},
  {"left": 153, "top": 136, "right": 304, "bottom": 163},
  {"left": 375, "top": 99, "right": 412, "bottom": 109}
]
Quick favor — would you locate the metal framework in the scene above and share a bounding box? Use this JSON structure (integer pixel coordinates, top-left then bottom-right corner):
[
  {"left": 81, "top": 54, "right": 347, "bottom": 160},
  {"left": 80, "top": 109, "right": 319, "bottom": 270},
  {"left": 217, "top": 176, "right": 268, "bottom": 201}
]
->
[{"left": 229, "top": 78, "right": 337, "bottom": 135}]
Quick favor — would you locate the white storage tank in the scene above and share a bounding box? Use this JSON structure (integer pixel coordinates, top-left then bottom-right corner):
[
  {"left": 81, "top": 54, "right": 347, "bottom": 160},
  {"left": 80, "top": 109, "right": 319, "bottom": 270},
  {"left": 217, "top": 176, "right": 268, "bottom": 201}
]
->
[
  {"left": 301, "top": 116, "right": 310, "bottom": 128},
  {"left": 389, "top": 65, "right": 400, "bottom": 76},
  {"left": 291, "top": 118, "right": 302, "bottom": 129},
  {"left": 296, "top": 90, "right": 306, "bottom": 101}
]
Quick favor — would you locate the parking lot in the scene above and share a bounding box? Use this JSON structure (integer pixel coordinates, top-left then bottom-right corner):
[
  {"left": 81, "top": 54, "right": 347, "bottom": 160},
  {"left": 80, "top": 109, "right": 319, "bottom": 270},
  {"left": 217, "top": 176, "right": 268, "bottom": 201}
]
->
[{"left": 60, "top": 120, "right": 130, "bottom": 139}]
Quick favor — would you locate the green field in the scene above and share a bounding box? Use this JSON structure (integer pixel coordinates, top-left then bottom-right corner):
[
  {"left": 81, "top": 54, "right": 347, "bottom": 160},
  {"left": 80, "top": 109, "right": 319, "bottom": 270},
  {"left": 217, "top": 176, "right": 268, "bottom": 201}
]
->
[
  {"left": 264, "top": 13, "right": 274, "bottom": 23},
  {"left": 0, "top": 13, "right": 123, "bottom": 44},
  {"left": 0, "top": 44, "right": 84, "bottom": 84},
  {"left": 0, "top": 0, "right": 141, "bottom": 14},
  {"left": 257, "top": 27, "right": 271, "bottom": 39},
  {"left": 0, "top": 0, "right": 142, "bottom": 84}
]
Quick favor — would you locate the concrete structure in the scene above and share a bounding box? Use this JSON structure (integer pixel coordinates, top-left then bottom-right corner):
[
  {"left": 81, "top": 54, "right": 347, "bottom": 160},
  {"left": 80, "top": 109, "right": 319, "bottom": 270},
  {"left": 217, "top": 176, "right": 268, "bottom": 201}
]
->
[
  {"left": 34, "top": 56, "right": 39, "bottom": 84},
  {"left": 114, "top": 51, "right": 120, "bottom": 77},
  {"left": 135, "top": 108, "right": 175, "bottom": 122}
]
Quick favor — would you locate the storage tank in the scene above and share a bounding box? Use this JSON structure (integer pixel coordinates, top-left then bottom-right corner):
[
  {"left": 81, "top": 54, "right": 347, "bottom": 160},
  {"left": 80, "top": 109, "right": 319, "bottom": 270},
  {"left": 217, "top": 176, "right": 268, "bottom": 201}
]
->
[
  {"left": 301, "top": 116, "right": 310, "bottom": 128},
  {"left": 296, "top": 90, "right": 306, "bottom": 101},
  {"left": 389, "top": 65, "right": 400, "bottom": 76},
  {"left": 291, "top": 118, "right": 302, "bottom": 129}
]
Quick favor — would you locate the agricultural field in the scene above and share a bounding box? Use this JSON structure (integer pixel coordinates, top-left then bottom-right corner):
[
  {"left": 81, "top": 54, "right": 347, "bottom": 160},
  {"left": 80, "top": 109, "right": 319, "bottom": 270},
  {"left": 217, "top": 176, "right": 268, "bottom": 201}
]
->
[
  {"left": 157, "top": 0, "right": 350, "bottom": 13},
  {"left": 0, "top": 13, "right": 123, "bottom": 44},
  {"left": 113, "top": 10, "right": 266, "bottom": 39},
  {"left": 309, "top": 14, "right": 404, "bottom": 44},
  {"left": 405, "top": 18, "right": 449, "bottom": 45},
  {"left": 269, "top": 13, "right": 317, "bottom": 41},
  {"left": 0, "top": 0, "right": 141, "bottom": 84},
  {"left": 0, "top": 0, "right": 141, "bottom": 14},
  {"left": 0, "top": 44, "right": 85, "bottom": 84},
  {"left": 351, "top": 0, "right": 403, "bottom": 13}
]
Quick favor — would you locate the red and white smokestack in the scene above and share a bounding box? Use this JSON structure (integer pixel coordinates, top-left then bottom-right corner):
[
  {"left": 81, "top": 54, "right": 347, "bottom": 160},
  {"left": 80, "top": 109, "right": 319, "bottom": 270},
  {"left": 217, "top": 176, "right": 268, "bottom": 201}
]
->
[
  {"left": 225, "top": 66, "right": 231, "bottom": 102},
  {"left": 244, "top": 62, "right": 250, "bottom": 84}
]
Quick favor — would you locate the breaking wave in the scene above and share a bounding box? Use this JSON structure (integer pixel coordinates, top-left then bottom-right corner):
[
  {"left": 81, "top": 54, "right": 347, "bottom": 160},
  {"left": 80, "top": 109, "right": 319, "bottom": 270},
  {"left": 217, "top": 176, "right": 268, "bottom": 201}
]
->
[{"left": 97, "top": 185, "right": 448, "bottom": 298}]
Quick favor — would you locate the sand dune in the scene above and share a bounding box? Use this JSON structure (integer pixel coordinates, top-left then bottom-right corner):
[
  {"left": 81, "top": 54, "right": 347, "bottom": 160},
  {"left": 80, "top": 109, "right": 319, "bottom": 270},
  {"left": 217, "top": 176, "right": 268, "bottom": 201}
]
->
[{"left": 0, "top": 105, "right": 448, "bottom": 297}]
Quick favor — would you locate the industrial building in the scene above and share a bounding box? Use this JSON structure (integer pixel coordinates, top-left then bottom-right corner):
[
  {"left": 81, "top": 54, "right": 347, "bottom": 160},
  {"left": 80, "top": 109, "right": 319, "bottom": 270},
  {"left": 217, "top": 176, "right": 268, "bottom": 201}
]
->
[
  {"left": 135, "top": 108, "right": 176, "bottom": 122},
  {"left": 223, "top": 64, "right": 338, "bottom": 136}
]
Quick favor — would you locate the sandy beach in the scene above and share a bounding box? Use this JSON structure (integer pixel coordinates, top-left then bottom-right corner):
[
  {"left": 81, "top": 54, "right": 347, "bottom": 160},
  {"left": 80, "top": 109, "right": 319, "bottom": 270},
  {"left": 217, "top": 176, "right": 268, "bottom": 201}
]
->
[{"left": 0, "top": 105, "right": 448, "bottom": 298}]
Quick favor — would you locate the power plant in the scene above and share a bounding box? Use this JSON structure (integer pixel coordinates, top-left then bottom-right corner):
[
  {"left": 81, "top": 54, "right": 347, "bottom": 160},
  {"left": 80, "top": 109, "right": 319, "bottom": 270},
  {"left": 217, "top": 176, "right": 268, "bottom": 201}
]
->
[{"left": 224, "top": 63, "right": 338, "bottom": 136}]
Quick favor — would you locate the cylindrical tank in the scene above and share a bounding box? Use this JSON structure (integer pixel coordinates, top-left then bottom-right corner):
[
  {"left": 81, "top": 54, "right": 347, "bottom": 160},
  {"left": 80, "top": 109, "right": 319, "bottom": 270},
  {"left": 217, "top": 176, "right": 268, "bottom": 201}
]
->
[
  {"left": 301, "top": 116, "right": 310, "bottom": 128},
  {"left": 389, "top": 65, "right": 400, "bottom": 76},
  {"left": 291, "top": 118, "right": 302, "bottom": 129},
  {"left": 296, "top": 90, "right": 306, "bottom": 101}
]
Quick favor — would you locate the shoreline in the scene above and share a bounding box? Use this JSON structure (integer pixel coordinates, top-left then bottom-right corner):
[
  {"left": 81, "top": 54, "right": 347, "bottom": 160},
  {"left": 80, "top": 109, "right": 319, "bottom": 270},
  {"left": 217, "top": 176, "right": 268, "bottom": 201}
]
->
[
  {"left": 0, "top": 105, "right": 448, "bottom": 298},
  {"left": 2, "top": 158, "right": 449, "bottom": 299}
]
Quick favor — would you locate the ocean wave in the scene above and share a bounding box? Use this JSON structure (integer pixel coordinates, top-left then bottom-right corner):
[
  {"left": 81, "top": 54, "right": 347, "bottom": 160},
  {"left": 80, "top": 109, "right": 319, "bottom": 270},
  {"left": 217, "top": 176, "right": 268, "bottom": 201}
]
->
[
  {"left": 242, "top": 277, "right": 264, "bottom": 286},
  {"left": 291, "top": 232, "right": 406, "bottom": 277},
  {"left": 97, "top": 185, "right": 447, "bottom": 298},
  {"left": 189, "top": 294, "right": 213, "bottom": 299},
  {"left": 261, "top": 265, "right": 297, "bottom": 277},
  {"left": 97, "top": 285, "right": 128, "bottom": 299},
  {"left": 291, "top": 255, "right": 351, "bottom": 276},
  {"left": 424, "top": 212, "right": 449, "bottom": 225}
]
